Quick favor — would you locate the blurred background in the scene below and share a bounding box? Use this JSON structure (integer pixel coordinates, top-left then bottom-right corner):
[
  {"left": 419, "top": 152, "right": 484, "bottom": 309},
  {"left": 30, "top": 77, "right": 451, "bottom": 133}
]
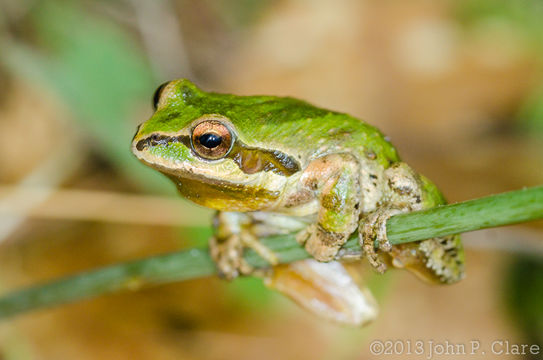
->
[{"left": 0, "top": 0, "right": 542, "bottom": 359}]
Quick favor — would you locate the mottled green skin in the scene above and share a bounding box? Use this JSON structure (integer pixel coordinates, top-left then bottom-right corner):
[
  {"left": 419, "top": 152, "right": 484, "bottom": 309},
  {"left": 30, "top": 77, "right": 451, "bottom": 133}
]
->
[
  {"left": 137, "top": 79, "right": 399, "bottom": 169},
  {"left": 132, "top": 79, "right": 464, "bottom": 285}
]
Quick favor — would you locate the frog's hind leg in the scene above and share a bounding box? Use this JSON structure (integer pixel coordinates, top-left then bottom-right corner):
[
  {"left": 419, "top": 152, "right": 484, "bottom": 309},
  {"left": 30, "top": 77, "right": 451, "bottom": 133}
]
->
[
  {"left": 265, "top": 259, "right": 378, "bottom": 326},
  {"left": 360, "top": 206, "right": 407, "bottom": 273},
  {"left": 359, "top": 163, "right": 465, "bottom": 284},
  {"left": 393, "top": 234, "right": 465, "bottom": 284}
]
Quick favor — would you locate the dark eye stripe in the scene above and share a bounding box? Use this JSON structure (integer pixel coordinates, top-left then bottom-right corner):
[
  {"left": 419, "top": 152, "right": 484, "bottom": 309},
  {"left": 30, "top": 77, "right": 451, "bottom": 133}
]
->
[
  {"left": 135, "top": 134, "right": 190, "bottom": 151},
  {"left": 136, "top": 134, "right": 300, "bottom": 176}
]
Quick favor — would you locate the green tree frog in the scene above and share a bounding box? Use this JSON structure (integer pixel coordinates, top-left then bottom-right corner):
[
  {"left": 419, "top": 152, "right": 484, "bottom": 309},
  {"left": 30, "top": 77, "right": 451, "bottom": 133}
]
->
[{"left": 132, "top": 79, "right": 465, "bottom": 326}]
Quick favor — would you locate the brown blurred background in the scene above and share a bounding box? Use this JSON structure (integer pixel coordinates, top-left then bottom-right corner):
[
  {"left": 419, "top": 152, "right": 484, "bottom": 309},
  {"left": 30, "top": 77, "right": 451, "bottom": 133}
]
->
[{"left": 0, "top": 0, "right": 542, "bottom": 359}]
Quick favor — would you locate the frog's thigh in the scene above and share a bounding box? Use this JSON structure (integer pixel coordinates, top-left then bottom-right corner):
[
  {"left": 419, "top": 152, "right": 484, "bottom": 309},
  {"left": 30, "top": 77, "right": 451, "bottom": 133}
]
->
[
  {"left": 380, "top": 163, "right": 465, "bottom": 283},
  {"left": 299, "top": 153, "right": 362, "bottom": 261},
  {"left": 383, "top": 162, "right": 424, "bottom": 206},
  {"left": 265, "top": 259, "right": 378, "bottom": 326}
]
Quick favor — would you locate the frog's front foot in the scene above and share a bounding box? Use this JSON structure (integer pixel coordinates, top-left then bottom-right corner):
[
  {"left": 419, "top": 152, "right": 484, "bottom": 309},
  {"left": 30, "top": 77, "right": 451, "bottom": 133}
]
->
[
  {"left": 359, "top": 207, "right": 406, "bottom": 273},
  {"left": 297, "top": 224, "right": 345, "bottom": 262},
  {"left": 210, "top": 231, "right": 279, "bottom": 280},
  {"left": 210, "top": 234, "right": 249, "bottom": 280}
]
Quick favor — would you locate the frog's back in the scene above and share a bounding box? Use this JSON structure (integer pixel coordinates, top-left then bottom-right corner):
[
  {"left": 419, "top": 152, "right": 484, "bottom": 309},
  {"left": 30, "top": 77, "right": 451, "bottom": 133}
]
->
[{"left": 195, "top": 92, "right": 400, "bottom": 168}]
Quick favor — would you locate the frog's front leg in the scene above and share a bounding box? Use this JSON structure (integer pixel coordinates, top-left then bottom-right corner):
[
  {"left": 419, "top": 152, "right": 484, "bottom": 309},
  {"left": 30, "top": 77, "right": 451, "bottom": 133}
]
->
[
  {"left": 296, "top": 153, "right": 362, "bottom": 262},
  {"left": 360, "top": 162, "right": 424, "bottom": 273},
  {"left": 210, "top": 212, "right": 279, "bottom": 280}
]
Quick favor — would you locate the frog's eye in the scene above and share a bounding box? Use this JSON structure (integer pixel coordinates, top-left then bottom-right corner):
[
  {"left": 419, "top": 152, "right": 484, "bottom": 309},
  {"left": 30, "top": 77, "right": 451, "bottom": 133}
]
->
[
  {"left": 152, "top": 82, "right": 170, "bottom": 110},
  {"left": 191, "top": 120, "right": 233, "bottom": 160}
]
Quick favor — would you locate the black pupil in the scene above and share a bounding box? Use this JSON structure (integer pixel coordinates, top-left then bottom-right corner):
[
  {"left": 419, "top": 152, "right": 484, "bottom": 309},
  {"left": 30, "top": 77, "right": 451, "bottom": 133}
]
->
[
  {"left": 199, "top": 133, "right": 222, "bottom": 149},
  {"left": 152, "top": 82, "right": 169, "bottom": 110}
]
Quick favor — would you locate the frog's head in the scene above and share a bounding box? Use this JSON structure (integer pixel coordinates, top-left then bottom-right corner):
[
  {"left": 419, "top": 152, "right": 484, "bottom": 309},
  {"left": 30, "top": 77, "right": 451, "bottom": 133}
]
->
[{"left": 131, "top": 79, "right": 302, "bottom": 211}]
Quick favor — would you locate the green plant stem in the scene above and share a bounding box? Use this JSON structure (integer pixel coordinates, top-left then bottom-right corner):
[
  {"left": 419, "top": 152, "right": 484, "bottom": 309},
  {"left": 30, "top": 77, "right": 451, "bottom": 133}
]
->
[{"left": 0, "top": 186, "right": 542, "bottom": 320}]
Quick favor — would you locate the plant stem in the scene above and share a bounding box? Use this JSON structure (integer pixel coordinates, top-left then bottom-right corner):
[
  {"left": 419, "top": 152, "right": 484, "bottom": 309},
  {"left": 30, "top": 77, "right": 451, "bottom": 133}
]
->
[
  {"left": 387, "top": 185, "right": 543, "bottom": 244},
  {"left": 0, "top": 186, "right": 542, "bottom": 320}
]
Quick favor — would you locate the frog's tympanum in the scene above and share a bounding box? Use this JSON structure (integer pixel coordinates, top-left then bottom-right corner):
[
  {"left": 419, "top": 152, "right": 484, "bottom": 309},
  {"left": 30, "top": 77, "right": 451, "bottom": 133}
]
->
[{"left": 132, "top": 80, "right": 465, "bottom": 326}]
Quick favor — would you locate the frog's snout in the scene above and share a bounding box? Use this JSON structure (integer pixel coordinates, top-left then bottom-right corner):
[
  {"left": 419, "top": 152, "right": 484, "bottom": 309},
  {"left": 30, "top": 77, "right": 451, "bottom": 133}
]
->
[{"left": 131, "top": 124, "right": 142, "bottom": 144}]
